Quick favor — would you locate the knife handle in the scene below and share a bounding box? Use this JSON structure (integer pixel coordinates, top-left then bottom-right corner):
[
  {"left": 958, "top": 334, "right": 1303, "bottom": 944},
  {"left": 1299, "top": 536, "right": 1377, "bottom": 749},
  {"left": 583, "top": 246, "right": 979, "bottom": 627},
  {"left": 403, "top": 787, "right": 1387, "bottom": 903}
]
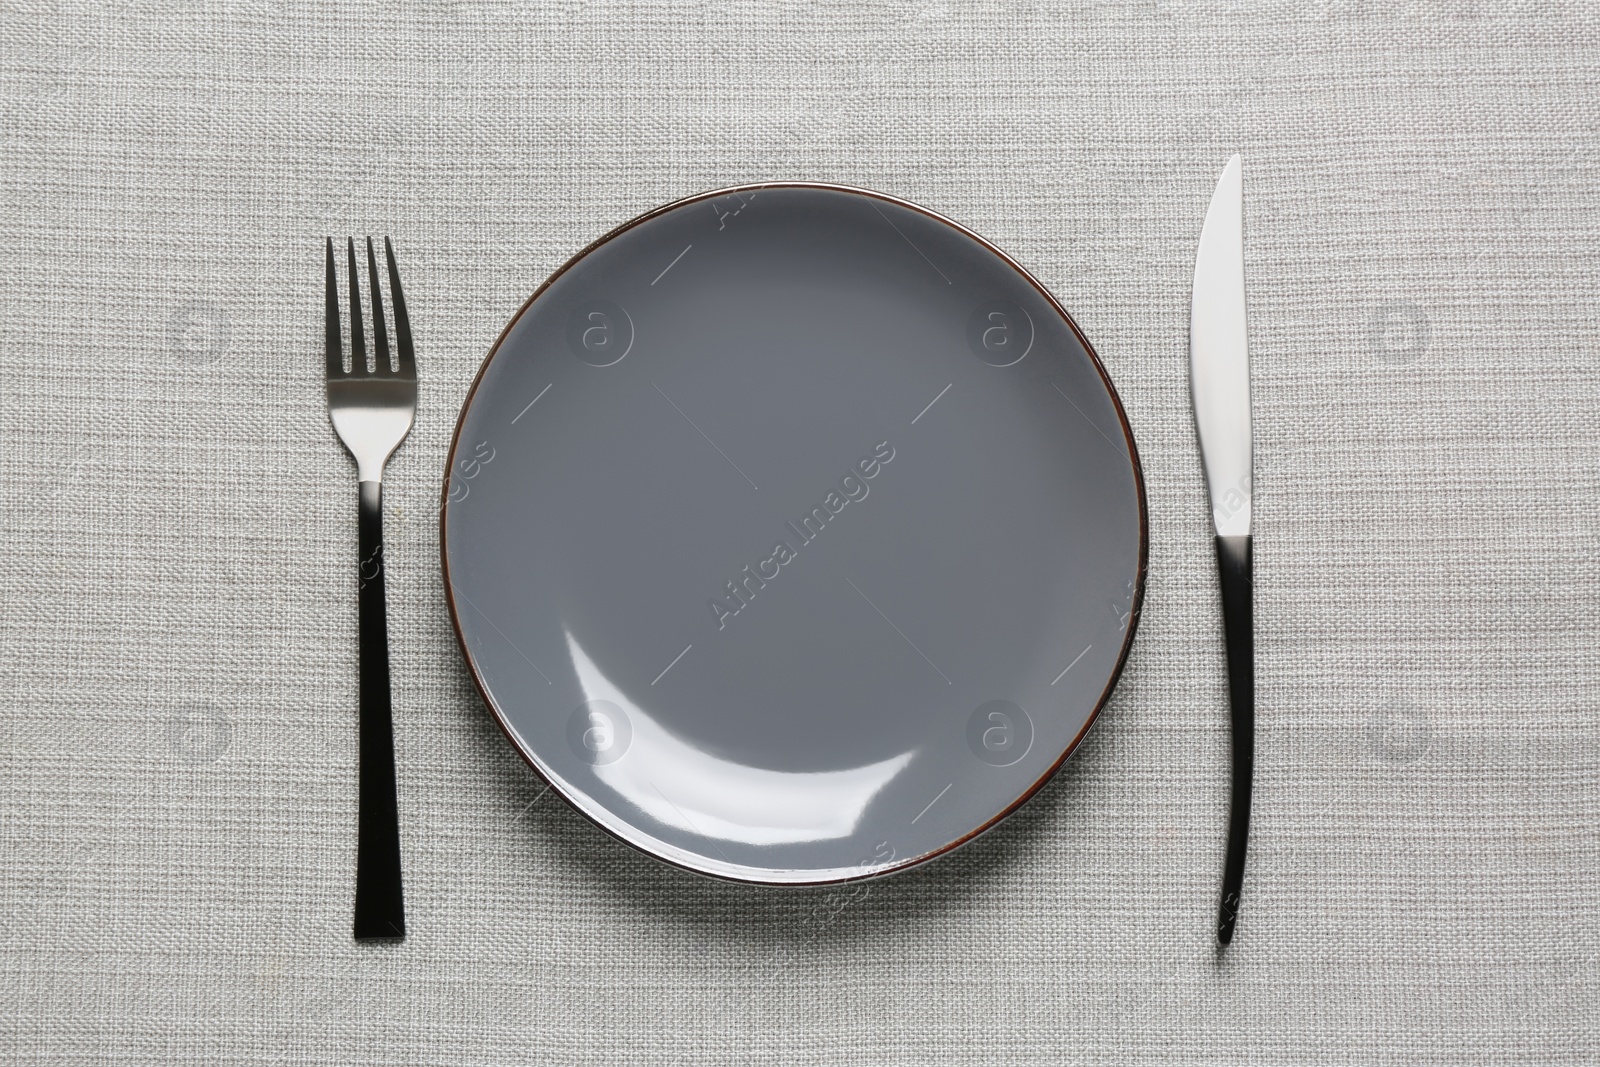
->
[{"left": 1214, "top": 534, "right": 1253, "bottom": 946}]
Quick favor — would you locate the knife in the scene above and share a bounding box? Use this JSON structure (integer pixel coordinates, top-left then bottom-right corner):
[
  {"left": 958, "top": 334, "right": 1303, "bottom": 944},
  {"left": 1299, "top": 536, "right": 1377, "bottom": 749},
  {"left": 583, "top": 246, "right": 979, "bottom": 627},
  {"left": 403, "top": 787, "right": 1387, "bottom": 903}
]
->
[{"left": 1189, "top": 154, "right": 1254, "bottom": 946}]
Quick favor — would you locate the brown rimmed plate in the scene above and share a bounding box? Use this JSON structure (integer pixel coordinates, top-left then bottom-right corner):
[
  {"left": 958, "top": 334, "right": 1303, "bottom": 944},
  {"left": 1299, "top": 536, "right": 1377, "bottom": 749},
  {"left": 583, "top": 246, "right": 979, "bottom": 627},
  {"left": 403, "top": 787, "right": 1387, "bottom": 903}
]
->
[{"left": 442, "top": 183, "right": 1145, "bottom": 884}]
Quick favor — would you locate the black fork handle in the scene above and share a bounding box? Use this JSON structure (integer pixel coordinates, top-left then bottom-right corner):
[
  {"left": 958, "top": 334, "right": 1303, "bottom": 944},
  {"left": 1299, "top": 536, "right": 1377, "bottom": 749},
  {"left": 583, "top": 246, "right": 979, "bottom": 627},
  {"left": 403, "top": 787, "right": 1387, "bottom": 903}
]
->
[
  {"left": 1215, "top": 534, "right": 1253, "bottom": 946},
  {"left": 354, "top": 480, "right": 406, "bottom": 940}
]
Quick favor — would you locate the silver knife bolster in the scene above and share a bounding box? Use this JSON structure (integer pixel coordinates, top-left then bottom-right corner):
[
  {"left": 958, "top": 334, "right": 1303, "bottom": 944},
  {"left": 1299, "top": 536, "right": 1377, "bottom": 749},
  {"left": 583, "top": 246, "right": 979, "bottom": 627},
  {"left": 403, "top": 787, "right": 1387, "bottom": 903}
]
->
[{"left": 1206, "top": 462, "right": 1252, "bottom": 535}]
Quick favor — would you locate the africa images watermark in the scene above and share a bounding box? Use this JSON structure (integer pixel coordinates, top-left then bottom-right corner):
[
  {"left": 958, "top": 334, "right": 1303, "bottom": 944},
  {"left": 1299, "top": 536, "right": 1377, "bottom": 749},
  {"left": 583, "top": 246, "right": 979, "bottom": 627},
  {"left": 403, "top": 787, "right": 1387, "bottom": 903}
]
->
[
  {"left": 169, "top": 300, "right": 229, "bottom": 365},
  {"left": 1366, "top": 300, "right": 1431, "bottom": 366},
  {"left": 707, "top": 439, "right": 896, "bottom": 631},
  {"left": 1366, "top": 702, "right": 1432, "bottom": 765},
  {"left": 166, "top": 705, "right": 232, "bottom": 763}
]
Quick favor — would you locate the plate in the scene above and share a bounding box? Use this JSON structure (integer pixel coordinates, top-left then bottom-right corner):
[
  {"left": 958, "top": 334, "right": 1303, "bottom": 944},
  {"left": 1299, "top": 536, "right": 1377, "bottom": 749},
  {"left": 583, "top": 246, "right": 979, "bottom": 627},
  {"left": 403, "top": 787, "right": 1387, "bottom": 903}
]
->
[{"left": 442, "top": 184, "right": 1146, "bottom": 884}]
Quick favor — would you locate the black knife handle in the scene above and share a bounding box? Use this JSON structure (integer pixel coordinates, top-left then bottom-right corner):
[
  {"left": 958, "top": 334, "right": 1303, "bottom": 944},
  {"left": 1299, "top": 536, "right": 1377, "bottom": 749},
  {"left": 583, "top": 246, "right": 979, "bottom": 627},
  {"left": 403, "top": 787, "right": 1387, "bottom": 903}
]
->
[
  {"left": 1215, "top": 534, "right": 1253, "bottom": 946},
  {"left": 354, "top": 480, "right": 406, "bottom": 940}
]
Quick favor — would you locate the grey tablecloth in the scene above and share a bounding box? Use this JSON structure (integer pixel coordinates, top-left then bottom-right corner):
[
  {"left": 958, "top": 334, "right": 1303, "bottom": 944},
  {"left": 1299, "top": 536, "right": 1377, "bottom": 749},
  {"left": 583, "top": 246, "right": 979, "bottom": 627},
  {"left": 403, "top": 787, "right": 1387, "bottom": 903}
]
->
[{"left": 3, "top": 1, "right": 1598, "bottom": 1063}]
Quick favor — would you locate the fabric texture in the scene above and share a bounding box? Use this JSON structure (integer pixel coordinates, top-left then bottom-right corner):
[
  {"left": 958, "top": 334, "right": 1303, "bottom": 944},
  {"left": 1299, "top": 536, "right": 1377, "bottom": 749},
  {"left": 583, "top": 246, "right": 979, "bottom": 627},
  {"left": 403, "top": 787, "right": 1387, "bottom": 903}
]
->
[{"left": 2, "top": 1, "right": 1598, "bottom": 1062}]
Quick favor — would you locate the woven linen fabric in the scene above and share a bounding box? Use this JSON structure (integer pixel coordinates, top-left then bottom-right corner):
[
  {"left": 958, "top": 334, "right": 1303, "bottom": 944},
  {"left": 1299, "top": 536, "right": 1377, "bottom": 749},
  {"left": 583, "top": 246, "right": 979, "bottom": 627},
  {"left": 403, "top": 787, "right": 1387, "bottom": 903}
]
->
[{"left": 2, "top": 0, "right": 1598, "bottom": 1063}]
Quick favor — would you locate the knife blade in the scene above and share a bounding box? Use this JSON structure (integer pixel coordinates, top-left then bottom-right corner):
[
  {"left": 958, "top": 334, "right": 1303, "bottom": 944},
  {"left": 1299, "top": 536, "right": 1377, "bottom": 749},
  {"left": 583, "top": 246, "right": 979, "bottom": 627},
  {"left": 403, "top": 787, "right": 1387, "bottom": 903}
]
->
[{"left": 1189, "top": 153, "right": 1254, "bottom": 946}]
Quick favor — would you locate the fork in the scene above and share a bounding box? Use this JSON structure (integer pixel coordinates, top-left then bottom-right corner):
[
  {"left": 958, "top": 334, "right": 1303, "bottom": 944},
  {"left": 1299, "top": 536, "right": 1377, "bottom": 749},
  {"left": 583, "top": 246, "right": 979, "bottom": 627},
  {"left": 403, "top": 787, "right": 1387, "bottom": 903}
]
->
[{"left": 325, "top": 236, "right": 416, "bottom": 941}]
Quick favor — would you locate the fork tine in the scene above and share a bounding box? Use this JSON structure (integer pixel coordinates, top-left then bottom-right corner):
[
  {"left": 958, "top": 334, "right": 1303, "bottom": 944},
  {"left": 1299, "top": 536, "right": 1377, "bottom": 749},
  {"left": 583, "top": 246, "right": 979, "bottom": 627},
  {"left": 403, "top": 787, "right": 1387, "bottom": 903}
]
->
[
  {"left": 346, "top": 237, "right": 367, "bottom": 374},
  {"left": 324, "top": 238, "right": 343, "bottom": 378},
  {"left": 365, "top": 237, "right": 391, "bottom": 376},
  {"left": 384, "top": 238, "right": 415, "bottom": 380}
]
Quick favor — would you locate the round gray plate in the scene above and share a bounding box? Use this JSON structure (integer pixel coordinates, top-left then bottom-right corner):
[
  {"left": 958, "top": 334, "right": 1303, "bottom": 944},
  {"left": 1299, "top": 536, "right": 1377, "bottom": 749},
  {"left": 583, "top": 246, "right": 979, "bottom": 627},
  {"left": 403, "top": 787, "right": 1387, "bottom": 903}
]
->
[{"left": 443, "top": 184, "right": 1145, "bottom": 884}]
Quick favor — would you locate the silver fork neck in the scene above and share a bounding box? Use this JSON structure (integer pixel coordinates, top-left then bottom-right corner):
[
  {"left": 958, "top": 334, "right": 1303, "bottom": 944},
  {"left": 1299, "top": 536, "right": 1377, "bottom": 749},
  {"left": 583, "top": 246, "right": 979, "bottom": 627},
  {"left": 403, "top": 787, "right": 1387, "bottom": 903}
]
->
[{"left": 330, "top": 400, "right": 413, "bottom": 482}]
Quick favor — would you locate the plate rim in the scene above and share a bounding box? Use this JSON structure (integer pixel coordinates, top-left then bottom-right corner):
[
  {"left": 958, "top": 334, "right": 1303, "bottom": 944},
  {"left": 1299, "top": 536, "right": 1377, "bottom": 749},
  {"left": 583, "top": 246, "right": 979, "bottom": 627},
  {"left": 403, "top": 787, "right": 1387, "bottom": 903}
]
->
[{"left": 440, "top": 180, "right": 1149, "bottom": 886}]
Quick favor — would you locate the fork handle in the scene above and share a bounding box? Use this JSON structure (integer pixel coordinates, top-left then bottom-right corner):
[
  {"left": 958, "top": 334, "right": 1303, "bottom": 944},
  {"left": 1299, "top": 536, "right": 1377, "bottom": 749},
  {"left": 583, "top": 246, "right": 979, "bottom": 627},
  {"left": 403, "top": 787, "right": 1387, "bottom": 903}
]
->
[{"left": 354, "top": 480, "right": 406, "bottom": 940}]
